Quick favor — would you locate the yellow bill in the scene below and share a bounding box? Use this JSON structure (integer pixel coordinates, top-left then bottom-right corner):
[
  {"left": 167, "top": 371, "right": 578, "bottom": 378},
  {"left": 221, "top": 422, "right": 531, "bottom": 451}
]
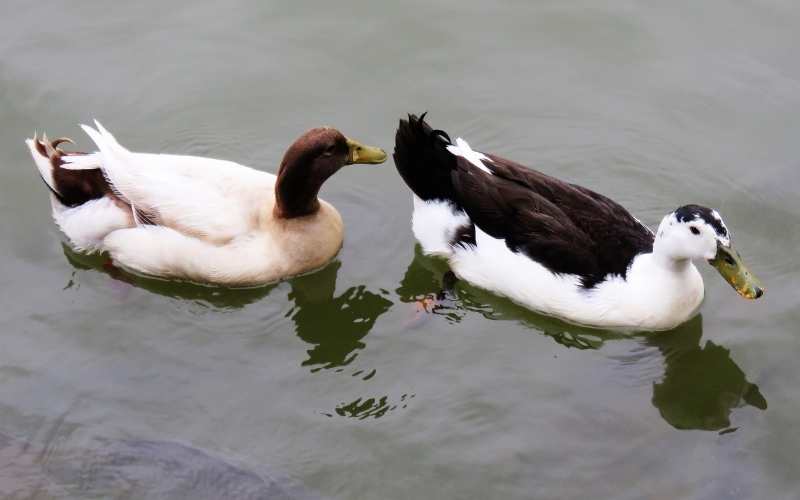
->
[
  {"left": 709, "top": 242, "right": 764, "bottom": 299},
  {"left": 345, "top": 137, "right": 387, "bottom": 165}
]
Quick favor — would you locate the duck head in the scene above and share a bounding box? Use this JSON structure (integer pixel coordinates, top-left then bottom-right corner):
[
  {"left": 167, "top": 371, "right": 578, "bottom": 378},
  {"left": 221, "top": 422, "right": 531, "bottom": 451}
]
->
[
  {"left": 654, "top": 204, "right": 764, "bottom": 299},
  {"left": 274, "top": 127, "right": 386, "bottom": 218}
]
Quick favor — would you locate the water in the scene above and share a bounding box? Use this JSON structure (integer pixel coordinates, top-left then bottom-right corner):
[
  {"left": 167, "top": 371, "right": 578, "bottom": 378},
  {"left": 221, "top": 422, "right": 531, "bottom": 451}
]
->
[{"left": 1, "top": 1, "right": 799, "bottom": 498}]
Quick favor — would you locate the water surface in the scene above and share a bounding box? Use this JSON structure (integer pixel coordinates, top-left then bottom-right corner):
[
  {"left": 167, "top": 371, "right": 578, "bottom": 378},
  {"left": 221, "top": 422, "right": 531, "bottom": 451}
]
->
[{"left": 1, "top": 1, "right": 799, "bottom": 498}]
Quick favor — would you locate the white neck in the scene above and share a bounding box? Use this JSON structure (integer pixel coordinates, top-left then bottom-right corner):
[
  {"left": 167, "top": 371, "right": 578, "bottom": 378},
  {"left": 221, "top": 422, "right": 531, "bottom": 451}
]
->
[
  {"left": 608, "top": 248, "right": 704, "bottom": 330},
  {"left": 652, "top": 238, "right": 693, "bottom": 273}
]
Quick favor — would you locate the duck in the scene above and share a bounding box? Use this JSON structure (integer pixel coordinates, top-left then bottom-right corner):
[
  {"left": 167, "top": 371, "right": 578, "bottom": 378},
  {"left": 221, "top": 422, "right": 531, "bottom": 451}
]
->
[
  {"left": 393, "top": 113, "right": 763, "bottom": 330},
  {"left": 26, "top": 121, "right": 387, "bottom": 286}
]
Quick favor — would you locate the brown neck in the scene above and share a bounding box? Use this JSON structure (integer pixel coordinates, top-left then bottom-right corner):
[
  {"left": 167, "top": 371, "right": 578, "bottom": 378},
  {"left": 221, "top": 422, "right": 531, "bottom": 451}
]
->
[
  {"left": 272, "top": 127, "right": 349, "bottom": 219},
  {"left": 273, "top": 162, "right": 329, "bottom": 219}
]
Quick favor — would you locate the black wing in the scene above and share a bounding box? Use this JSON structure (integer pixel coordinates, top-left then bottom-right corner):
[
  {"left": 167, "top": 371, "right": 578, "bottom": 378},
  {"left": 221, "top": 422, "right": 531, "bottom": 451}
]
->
[{"left": 451, "top": 153, "right": 654, "bottom": 288}]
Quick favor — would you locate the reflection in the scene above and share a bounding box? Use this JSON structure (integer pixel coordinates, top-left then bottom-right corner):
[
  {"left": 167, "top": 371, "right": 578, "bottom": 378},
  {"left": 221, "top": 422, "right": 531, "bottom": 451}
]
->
[
  {"left": 62, "top": 245, "right": 393, "bottom": 371},
  {"left": 65, "top": 241, "right": 768, "bottom": 431},
  {"left": 647, "top": 316, "right": 767, "bottom": 431},
  {"left": 401, "top": 247, "right": 767, "bottom": 431},
  {"left": 325, "top": 393, "right": 415, "bottom": 420},
  {"left": 396, "top": 245, "right": 465, "bottom": 325},
  {"left": 396, "top": 245, "right": 623, "bottom": 348},
  {"left": 288, "top": 262, "right": 393, "bottom": 370}
]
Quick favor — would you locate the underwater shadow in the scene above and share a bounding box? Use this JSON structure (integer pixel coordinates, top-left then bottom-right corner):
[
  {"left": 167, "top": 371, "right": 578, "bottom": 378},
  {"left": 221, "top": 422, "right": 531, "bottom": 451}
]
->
[{"left": 0, "top": 406, "right": 323, "bottom": 500}]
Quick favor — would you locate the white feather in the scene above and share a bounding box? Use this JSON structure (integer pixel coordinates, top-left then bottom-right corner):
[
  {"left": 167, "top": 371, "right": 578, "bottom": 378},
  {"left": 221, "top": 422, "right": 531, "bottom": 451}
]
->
[
  {"left": 449, "top": 228, "right": 704, "bottom": 331},
  {"left": 102, "top": 226, "right": 275, "bottom": 283},
  {"left": 411, "top": 196, "right": 471, "bottom": 257},
  {"left": 76, "top": 122, "right": 270, "bottom": 243},
  {"left": 61, "top": 152, "right": 102, "bottom": 170},
  {"left": 446, "top": 137, "right": 492, "bottom": 174},
  {"left": 53, "top": 197, "right": 132, "bottom": 253},
  {"left": 25, "top": 138, "right": 56, "bottom": 192},
  {"left": 711, "top": 209, "right": 731, "bottom": 245}
]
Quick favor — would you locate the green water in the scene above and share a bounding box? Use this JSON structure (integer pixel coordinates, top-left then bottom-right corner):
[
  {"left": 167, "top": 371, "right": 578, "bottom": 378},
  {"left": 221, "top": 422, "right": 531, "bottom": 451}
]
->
[{"left": 1, "top": 1, "right": 799, "bottom": 498}]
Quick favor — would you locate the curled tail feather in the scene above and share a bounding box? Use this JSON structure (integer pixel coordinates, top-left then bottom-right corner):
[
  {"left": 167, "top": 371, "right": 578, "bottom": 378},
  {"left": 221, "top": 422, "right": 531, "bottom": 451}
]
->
[{"left": 25, "top": 132, "right": 109, "bottom": 208}]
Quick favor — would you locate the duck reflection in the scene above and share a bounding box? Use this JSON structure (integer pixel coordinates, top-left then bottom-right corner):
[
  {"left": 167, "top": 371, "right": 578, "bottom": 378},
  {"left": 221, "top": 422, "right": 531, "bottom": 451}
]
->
[
  {"left": 647, "top": 316, "right": 767, "bottom": 431},
  {"left": 287, "top": 262, "right": 392, "bottom": 370},
  {"left": 62, "top": 244, "right": 393, "bottom": 371},
  {"left": 396, "top": 245, "right": 624, "bottom": 348},
  {"left": 64, "top": 243, "right": 767, "bottom": 430},
  {"left": 400, "top": 246, "right": 767, "bottom": 431}
]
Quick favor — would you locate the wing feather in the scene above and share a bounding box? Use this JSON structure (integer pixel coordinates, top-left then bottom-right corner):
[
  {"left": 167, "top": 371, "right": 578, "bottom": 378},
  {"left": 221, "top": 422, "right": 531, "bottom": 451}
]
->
[
  {"left": 451, "top": 158, "right": 600, "bottom": 278},
  {"left": 450, "top": 153, "right": 653, "bottom": 287},
  {"left": 70, "top": 122, "right": 254, "bottom": 243}
]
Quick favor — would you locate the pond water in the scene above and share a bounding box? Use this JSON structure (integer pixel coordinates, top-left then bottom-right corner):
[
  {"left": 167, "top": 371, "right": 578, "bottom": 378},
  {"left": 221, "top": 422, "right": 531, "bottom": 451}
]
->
[{"left": 1, "top": 1, "right": 799, "bottom": 498}]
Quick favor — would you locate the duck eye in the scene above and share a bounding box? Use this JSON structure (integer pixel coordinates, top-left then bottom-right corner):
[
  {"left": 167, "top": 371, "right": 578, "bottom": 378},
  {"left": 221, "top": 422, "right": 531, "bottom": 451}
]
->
[
  {"left": 725, "top": 255, "right": 736, "bottom": 266},
  {"left": 689, "top": 226, "right": 700, "bottom": 235},
  {"left": 322, "top": 144, "right": 337, "bottom": 156}
]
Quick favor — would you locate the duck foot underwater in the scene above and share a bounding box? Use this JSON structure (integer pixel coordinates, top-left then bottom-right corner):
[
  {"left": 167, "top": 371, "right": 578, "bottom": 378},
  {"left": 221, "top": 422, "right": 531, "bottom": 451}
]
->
[{"left": 406, "top": 270, "right": 460, "bottom": 328}]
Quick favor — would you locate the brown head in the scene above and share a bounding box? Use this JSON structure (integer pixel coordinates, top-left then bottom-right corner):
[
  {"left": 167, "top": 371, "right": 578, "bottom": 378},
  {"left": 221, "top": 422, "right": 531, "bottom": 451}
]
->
[{"left": 273, "top": 127, "right": 386, "bottom": 219}]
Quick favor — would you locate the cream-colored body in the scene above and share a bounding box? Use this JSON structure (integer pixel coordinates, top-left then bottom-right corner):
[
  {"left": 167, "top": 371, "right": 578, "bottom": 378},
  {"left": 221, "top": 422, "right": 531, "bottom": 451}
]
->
[
  {"left": 27, "top": 123, "right": 344, "bottom": 286},
  {"left": 102, "top": 196, "right": 343, "bottom": 286}
]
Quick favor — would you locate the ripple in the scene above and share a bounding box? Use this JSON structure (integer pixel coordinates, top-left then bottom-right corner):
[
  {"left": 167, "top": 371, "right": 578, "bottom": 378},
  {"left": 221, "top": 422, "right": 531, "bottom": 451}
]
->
[{"left": 325, "top": 393, "right": 415, "bottom": 420}]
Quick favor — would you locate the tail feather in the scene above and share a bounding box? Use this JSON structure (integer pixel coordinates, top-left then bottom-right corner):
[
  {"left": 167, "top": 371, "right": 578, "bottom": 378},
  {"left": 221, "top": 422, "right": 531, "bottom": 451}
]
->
[
  {"left": 60, "top": 152, "right": 102, "bottom": 170},
  {"left": 26, "top": 134, "right": 58, "bottom": 194},
  {"left": 25, "top": 130, "right": 110, "bottom": 208},
  {"left": 77, "top": 121, "right": 139, "bottom": 209},
  {"left": 393, "top": 113, "right": 460, "bottom": 206}
]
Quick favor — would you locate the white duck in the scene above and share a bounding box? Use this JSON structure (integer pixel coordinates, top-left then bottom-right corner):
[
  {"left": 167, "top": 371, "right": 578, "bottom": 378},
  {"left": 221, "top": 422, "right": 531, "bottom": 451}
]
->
[{"left": 27, "top": 122, "right": 386, "bottom": 286}]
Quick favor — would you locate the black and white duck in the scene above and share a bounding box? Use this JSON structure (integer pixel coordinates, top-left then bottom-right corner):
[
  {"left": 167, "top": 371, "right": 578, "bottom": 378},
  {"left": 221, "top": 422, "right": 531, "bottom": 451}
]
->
[{"left": 393, "top": 113, "right": 763, "bottom": 330}]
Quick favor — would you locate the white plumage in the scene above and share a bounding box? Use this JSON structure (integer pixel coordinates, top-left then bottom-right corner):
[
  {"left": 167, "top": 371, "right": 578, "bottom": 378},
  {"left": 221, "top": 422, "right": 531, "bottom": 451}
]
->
[
  {"left": 446, "top": 226, "right": 704, "bottom": 331},
  {"left": 27, "top": 122, "right": 352, "bottom": 286},
  {"left": 411, "top": 196, "right": 470, "bottom": 257},
  {"left": 445, "top": 138, "right": 492, "bottom": 174}
]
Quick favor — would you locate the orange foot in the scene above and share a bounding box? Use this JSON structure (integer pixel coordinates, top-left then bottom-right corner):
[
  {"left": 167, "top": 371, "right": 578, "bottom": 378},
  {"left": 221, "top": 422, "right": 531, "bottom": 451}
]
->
[{"left": 403, "top": 294, "right": 441, "bottom": 328}]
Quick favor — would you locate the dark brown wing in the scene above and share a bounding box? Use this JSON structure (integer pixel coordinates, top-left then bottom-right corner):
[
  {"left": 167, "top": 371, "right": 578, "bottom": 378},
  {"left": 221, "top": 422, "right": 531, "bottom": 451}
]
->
[{"left": 451, "top": 153, "right": 654, "bottom": 288}]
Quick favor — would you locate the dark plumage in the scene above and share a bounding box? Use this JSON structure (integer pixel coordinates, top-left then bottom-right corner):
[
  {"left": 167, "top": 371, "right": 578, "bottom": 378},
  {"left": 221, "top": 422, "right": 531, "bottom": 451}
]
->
[
  {"left": 674, "top": 204, "right": 728, "bottom": 239},
  {"left": 34, "top": 137, "right": 109, "bottom": 208},
  {"left": 394, "top": 114, "right": 654, "bottom": 288},
  {"left": 393, "top": 113, "right": 461, "bottom": 206},
  {"left": 450, "top": 223, "right": 476, "bottom": 248},
  {"left": 34, "top": 136, "right": 158, "bottom": 224}
]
